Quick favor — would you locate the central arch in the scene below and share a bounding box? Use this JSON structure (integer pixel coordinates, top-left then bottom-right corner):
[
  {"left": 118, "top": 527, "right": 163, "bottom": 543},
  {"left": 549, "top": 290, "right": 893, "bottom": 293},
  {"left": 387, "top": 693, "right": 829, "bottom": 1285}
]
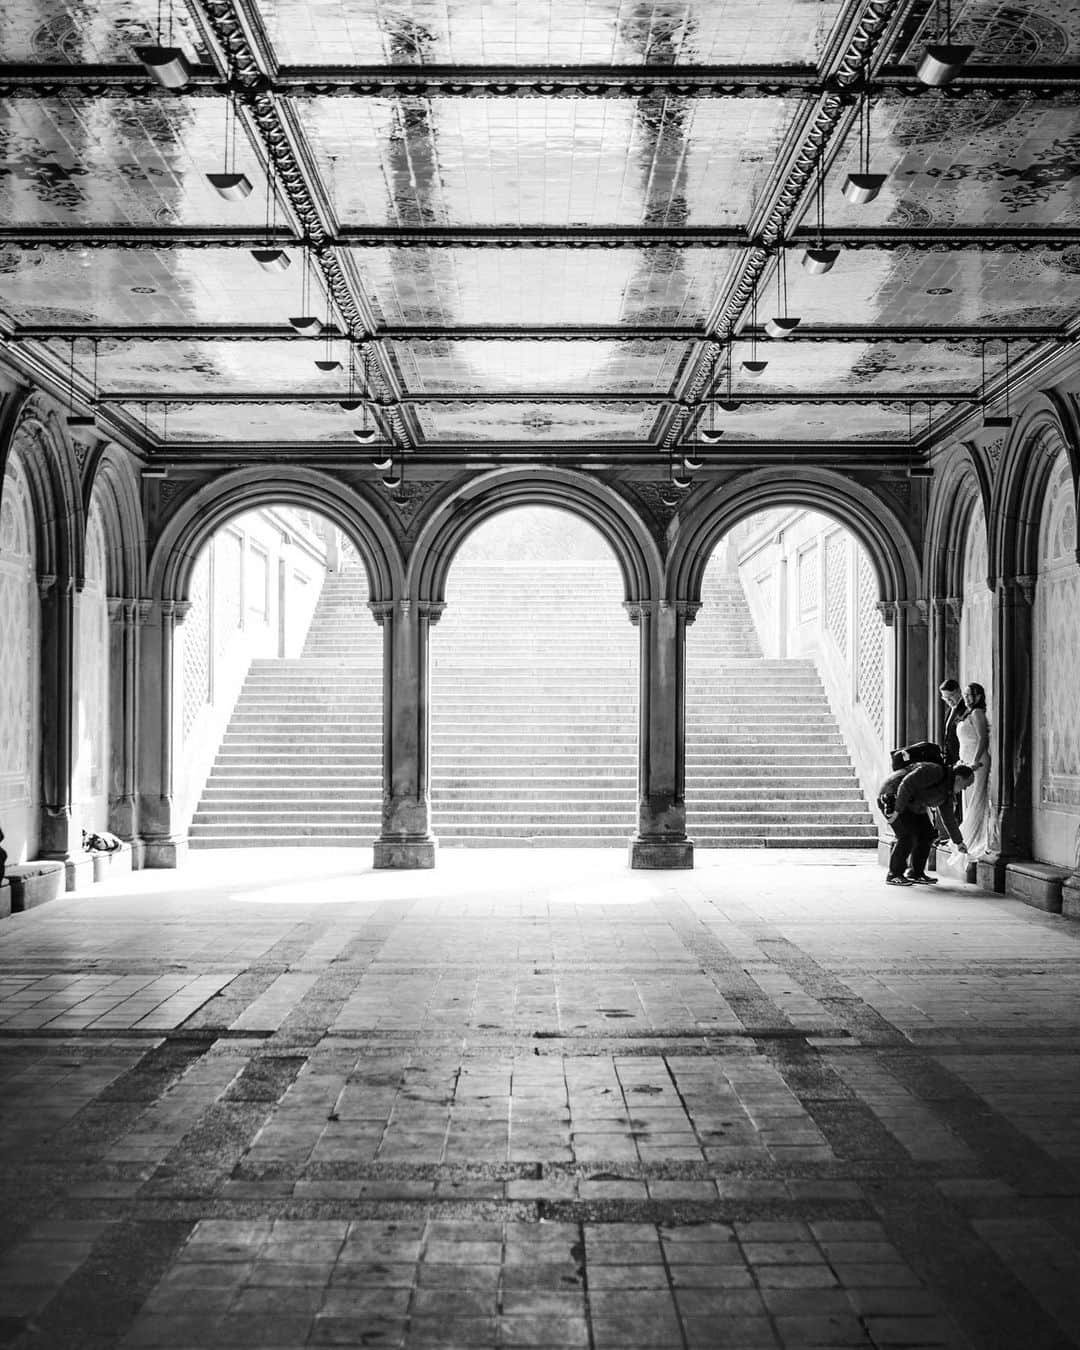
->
[{"left": 408, "top": 468, "right": 661, "bottom": 605}]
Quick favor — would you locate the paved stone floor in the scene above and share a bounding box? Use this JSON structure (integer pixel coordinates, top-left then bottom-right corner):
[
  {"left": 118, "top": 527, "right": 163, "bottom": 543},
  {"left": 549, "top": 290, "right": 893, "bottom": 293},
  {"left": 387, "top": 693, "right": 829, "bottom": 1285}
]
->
[{"left": 2, "top": 849, "right": 1080, "bottom": 1350}]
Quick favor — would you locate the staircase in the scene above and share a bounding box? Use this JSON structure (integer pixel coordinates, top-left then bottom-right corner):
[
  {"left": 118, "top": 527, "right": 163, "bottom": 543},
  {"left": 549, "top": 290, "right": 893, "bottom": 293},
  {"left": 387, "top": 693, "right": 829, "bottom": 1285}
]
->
[
  {"left": 188, "top": 568, "right": 382, "bottom": 848},
  {"left": 189, "top": 559, "right": 876, "bottom": 850},
  {"left": 430, "top": 561, "right": 637, "bottom": 845},
  {"left": 685, "top": 575, "right": 877, "bottom": 848}
]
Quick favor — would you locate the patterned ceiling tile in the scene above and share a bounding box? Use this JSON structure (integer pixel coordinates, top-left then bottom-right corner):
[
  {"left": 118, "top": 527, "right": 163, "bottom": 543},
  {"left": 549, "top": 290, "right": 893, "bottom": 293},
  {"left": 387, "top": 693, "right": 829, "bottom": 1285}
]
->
[
  {"left": 782, "top": 247, "right": 1080, "bottom": 328},
  {"left": 416, "top": 400, "right": 658, "bottom": 441},
  {"left": 254, "top": 0, "right": 844, "bottom": 67},
  {"left": 394, "top": 338, "right": 691, "bottom": 393},
  {"left": 0, "top": 0, "right": 208, "bottom": 63},
  {"left": 117, "top": 400, "right": 373, "bottom": 443},
  {"left": 691, "top": 401, "right": 917, "bottom": 442},
  {"left": 0, "top": 248, "right": 305, "bottom": 326},
  {"left": 345, "top": 246, "right": 739, "bottom": 325},
  {"left": 825, "top": 97, "right": 1080, "bottom": 230},
  {"left": 0, "top": 97, "right": 271, "bottom": 228},
  {"left": 298, "top": 95, "right": 796, "bottom": 228},
  {"left": 893, "top": 0, "right": 1080, "bottom": 65},
  {"left": 44, "top": 336, "right": 357, "bottom": 395},
  {"left": 732, "top": 337, "right": 1021, "bottom": 395}
]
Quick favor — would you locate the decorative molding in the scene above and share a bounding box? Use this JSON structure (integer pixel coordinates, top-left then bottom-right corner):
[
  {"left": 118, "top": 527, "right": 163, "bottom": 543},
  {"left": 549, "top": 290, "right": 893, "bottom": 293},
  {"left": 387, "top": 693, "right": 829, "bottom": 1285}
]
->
[
  {"left": 676, "top": 600, "right": 702, "bottom": 626},
  {"left": 897, "top": 598, "right": 929, "bottom": 626},
  {"left": 876, "top": 599, "right": 898, "bottom": 626}
]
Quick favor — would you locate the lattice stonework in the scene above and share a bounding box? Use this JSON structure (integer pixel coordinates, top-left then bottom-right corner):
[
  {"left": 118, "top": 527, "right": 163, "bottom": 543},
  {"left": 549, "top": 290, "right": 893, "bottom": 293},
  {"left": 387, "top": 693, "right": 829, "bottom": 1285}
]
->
[
  {"left": 855, "top": 549, "right": 885, "bottom": 740},
  {"left": 77, "top": 505, "right": 109, "bottom": 801},
  {"left": 0, "top": 454, "right": 38, "bottom": 809},
  {"left": 797, "top": 544, "right": 819, "bottom": 619},
  {"left": 824, "top": 532, "right": 848, "bottom": 657},
  {"left": 183, "top": 550, "right": 212, "bottom": 741},
  {"left": 1036, "top": 453, "right": 1080, "bottom": 808},
  {"left": 960, "top": 501, "right": 993, "bottom": 708}
]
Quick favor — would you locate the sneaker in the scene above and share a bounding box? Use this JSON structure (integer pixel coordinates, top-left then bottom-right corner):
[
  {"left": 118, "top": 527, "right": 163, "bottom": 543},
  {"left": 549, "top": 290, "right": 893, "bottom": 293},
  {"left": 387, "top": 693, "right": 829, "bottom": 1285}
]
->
[
  {"left": 905, "top": 872, "right": 938, "bottom": 884},
  {"left": 885, "top": 874, "right": 914, "bottom": 886}
]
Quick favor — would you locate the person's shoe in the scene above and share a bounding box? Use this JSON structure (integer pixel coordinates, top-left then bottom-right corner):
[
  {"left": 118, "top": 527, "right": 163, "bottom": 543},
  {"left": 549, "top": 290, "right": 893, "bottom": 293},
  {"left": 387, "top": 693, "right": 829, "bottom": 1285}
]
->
[
  {"left": 905, "top": 872, "right": 938, "bottom": 884},
  {"left": 886, "top": 874, "right": 914, "bottom": 886}
]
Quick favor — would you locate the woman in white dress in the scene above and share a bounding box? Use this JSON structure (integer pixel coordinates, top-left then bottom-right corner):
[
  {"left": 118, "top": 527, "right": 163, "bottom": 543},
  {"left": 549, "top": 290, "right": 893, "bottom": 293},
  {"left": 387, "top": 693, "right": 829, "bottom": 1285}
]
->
[{"left": 955, "top": 681, "right": 991, "bottom": 858}]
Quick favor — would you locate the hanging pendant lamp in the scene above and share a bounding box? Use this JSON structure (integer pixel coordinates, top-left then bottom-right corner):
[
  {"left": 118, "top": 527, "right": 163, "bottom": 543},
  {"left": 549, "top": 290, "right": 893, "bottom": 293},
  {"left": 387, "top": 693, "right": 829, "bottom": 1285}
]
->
[
  {"left": 207, "top": 79, "right": 252, "bottom": 199},
  {"left": 917, "top": 0, "right": 972, "bottom": 86},
  {"left": 717, "top": 341, "right": 742, "bottom": 412},
  {"left": 765, "top": 249, "right": 801, "bottom": 338},
  {"left": 741, "top": 284, "right": 768, "bottom": 378},
  {"left": 842, "top": 83, "right": 888, "bottom": 205},
  {"left": 981, "top": 340, "right": 1014, "bottom": 429},
  {"left": 802, "top": 154, "right": 839, "bottom": 274},
  {"left": 135, "top": 0, "right": 191, "bottom": 87},
  {"left": 314, "top": 289, "right": 341, "bottom": 372},
  {"left": 251, "top": 162, "right": 290, "bottom": 272},
  {"left": 65, "top": 337, "right": 97, "bottom": 429},
  {"left": 289, "top": 245, "right": 323, "bottom": 336}
]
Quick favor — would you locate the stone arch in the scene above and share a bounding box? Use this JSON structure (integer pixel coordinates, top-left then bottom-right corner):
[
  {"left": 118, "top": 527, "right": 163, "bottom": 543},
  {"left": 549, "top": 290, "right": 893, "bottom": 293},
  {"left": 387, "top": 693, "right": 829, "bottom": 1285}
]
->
[
  {"left": 924, "top": 443, "right": 990, "bottom": 598},
  {"left": 667, "top": 468, "right": 920, "bottom": 605},
  {"left": 0, "top": 394, "right": 82, "bottom": 586},
  {"left": 990, "top": 394, "right": 1080, "bottom": 585},
  {"left": 148, "top": 467, "right": 403, "bottom": 607},
  {"left": 407, "top": 468, "right": 662, "bottom": 605},
  {"left": 86, "top": 445, "right": 147, "bottom": 600}
]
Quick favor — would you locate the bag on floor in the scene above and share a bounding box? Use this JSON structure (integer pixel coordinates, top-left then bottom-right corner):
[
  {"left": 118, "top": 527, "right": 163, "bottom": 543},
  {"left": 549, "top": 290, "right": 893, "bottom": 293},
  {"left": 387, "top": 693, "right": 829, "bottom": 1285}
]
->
[{"left": 889, "top": 741, "right": 945, "bottom": 772}]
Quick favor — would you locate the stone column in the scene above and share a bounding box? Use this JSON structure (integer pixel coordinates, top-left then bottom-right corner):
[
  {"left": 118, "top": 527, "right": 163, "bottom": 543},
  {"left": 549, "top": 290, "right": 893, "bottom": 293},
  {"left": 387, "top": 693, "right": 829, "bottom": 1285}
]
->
[
  {"left": 929, "top": 596, "right": 962, "bottom": 741},
  {"left": 628, "top": 600, "right": 695, "bottom": 870},
  {"left": 978, "top": 575, "right": 1035, "bottom": 891},
  {"left": 107, "top": 598, "right": 140, "bottom": 847},
  {"left": 136, "top": 598, "right": 190, "bottom": 868},
  {"left": 37, "top": 573, "right": 79, "bottom": 865},
  {"left": 881, "top": 599, "right": 930, "bottom": 748},
  {"left": 373, "top": 599, "right": 440, "bottom": 869}
]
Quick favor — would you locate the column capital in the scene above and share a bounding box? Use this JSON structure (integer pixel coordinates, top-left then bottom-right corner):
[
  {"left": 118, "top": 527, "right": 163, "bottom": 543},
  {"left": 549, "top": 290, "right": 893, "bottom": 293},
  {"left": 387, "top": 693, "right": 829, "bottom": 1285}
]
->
[
  {"left": 896, "top": 598, "right": 930, "bottom": 626},
  {"left": 675, "top": 600, "right": 702, "bottom": 626},
  {"left": 161, "top": 599, "right": 193, "bottom": 625},
  {"left": 876, "top": 599, "right": 897, "bottom": 627},
  {"left": 418, "top": 601, "right": 446, "bottom": 626},
  {"left": 623, "top": 599, "right": 654, "bottom": 627},
  {"left": 136, "top": 598, "right": 155, "bottom": 625},
  {"left": 369, "top": 600, "right": 394, "bottom": 626},
  {"left": 369, "top": 599, "right": 446, "bottom": 627},
  {"left": 999, "top": 574, "right": 1037, "bottom": 606}
]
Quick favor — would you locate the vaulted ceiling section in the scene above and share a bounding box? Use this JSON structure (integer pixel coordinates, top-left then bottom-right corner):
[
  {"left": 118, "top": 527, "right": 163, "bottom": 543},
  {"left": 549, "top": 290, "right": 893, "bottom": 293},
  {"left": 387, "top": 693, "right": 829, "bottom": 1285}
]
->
[{"left": 1, "top": 0, "right": 1078, "bottom": 469}]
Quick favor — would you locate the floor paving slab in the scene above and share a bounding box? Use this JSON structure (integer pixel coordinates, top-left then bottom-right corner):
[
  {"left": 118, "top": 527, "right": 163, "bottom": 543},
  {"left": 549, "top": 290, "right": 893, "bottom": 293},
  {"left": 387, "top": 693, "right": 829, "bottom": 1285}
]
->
[{"left": 1, "top": 848, "right": 1080, "bottom": 1348}]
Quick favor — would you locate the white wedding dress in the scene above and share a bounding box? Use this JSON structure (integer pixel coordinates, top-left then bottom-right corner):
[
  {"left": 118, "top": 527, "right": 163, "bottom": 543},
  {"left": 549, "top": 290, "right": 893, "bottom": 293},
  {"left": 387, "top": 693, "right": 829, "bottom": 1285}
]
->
[{"left": 956, "top": 710, "right": 991, "bottom": 859}]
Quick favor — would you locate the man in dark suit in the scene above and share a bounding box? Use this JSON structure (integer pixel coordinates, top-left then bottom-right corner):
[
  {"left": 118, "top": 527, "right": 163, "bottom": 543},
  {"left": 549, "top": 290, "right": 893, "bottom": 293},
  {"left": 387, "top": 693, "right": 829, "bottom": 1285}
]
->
[{"left": 937, "top": 679, "right": 965, "bottom": 838}]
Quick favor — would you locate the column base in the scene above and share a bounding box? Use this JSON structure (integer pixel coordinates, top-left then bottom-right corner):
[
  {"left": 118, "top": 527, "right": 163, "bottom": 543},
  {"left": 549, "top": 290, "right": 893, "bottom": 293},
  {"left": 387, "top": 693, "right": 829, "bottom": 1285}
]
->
[
  {"left": 141, "top": 836, "right": 188, "bottom": 869},
  {"left": 629, "top": 837, "right": 694, "bottom": 870},
  {"left": 1062, "top": 875, "right": 1080, "bottom": 920},
  {"left": 374, "top": 837, "right": 438, "bottom": 870},
  {"left": 975, "top": 853, "right": 1008, "bottom": 893}
]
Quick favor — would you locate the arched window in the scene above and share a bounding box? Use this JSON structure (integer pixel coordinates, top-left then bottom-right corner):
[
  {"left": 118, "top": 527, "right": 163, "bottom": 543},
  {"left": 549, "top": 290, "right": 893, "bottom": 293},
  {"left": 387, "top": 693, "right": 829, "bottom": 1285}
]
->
[{"left": 0, "top": 453, "right": 41, "bottom": 858}]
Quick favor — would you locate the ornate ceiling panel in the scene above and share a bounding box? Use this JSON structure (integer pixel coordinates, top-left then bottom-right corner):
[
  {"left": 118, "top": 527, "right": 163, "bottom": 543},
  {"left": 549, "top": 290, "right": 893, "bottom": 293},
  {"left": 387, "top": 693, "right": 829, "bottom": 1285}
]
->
[
  {"left": 415, "top": 401, "right": 658, "bottom": 442},
  {"left": 253, "top": 0, "right": 844, "bottom": 67},
  {"left": 392, "top": 338, "right": 691, "bottom": 393},
  {"left": 893, "top": 0, "right": 1080, "bottom": 64},
  {"left": 0, "top": 247, "right": 300, "bottom": 325},
  {"left": 0, "top": 0, "right": 209, "bottom": 63},
  {"left": 0, "top": 97, "right": 271, "bottom": 228},
  {"left": 299, "top": 95, "right": 797, "bottom": 229},
  {"left": 346, "top": 246, "right": 740, "bottom": 325},
  {"left": 782, "top": 247, "right": 1080, "bottom": 329},
  {"left": 823, "top": 97, "right": 1080, "bottom": 230},
  {"left": 691, "top": 401, "right": 924, "bottom": 443},
  {"left": 120, "top": 399, "right": 371, "bottom": 443}
]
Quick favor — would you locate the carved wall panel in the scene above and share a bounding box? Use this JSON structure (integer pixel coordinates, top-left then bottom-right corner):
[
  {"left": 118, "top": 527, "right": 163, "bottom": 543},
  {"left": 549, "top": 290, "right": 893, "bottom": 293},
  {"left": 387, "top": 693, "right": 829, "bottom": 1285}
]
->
[
  {"left": 855, "top": 549, "right": 885, "bottom": 739},
  {"left": 824, "top": 530, "right": 848, "bottom": 659},
  {"left": 1035, "top": 452, "right": 1080, "bottom": 840},
  {"left": 959, "top": 499, "right": 993, "bottom": 705},
  {"left": 797, "top": 542, "right": 819, "bottom": 619},
  {"left": 183, "top": 547, "right": 212, "bottom": 742},
  {"left": 0, "top": 451, "right": 40, "bottom": 852},
  {"left": 75, "top": 501, "right": 108, "bottom": 826}
]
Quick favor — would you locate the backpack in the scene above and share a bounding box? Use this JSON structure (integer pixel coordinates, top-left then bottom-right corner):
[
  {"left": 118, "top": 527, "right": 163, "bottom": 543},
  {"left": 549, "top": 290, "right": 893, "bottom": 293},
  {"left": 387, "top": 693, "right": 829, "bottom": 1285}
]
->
[{"left": 889, "top": 740, "right": 945, "bottom": 773}]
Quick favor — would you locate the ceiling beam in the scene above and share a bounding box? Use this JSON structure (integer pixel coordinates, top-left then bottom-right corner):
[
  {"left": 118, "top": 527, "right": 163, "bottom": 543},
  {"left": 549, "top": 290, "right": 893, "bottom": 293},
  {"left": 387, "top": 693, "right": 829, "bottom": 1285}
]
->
[
  {"left": 11, "top": 323, "right": 1067, "bottom": 344},
  {"left": 5, "top": 225, "right": 1079, "bottom": 250},
  {"left": 2, "top": 62, "right": 1077, "bottom": 99},
  {"left": 96, "top": 390, "right": 977, "bottom": 405}
]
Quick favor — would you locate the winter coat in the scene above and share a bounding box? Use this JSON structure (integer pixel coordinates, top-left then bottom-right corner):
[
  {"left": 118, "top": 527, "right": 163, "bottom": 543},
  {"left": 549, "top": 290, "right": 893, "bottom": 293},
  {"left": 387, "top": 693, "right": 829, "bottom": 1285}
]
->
[{"left": 877, "top": 763, "right": 963, "bottom": 845}]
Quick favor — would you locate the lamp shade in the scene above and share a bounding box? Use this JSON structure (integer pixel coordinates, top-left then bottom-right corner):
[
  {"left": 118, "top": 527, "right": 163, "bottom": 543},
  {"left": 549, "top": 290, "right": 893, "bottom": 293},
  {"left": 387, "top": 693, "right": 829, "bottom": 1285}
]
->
[
  {"left": 65, "top": 413, "right": 96, "bottom": 429},
  {"left": 982, "top": 414, "right": 1013, "bottom": 429},
  {"left": 657, "top": 484, "right": 681, "bottom": 507},
  {"left": 134, "top": 46, "right": 192, "bottom": 88},
  {"left": 741, "top": 360, "right": 768, "bottom": 378},
  {"left": 916, "top": 44, "right": 973, "bottom": 86},
  {"left": 251, "top": 248, "right": 290, "bottom": 273},
  {"left": 370, "top": 455, "right": 394, "bottom": 471},
  {"left": 698, "top": 427, "right": 725, "bottom": 442},
  {"left": 382, "top": 472, "right": 402, "bottom": 488},
  {"left": 207, "top": 172, "right": 253, "bottom": 200},
  {"left": 338, "top": 399, "right": 362, "bottom": 412},
  {"left": 764, "top": 316, "right": 801, "bottom": 339},
  {"left": 352, "top": 427, "right": 378, "bottom": 442},
  {"left": 288, "top": 316, "right": 323, "bottom": 336},
  {"left": 801, "top": 246, "right": 840, "bottom": 275},
  {"left": 683, "top": 453, "right": 704, "bottom": 470},
  {"left": 717, "top": 400, "right": 742, "bottom": 413},
  {"left": 671, "top": 472, "right": 692, "bottom": 491},
  {"left": 314, "top": 359, "right": 342, "bottom": 372},
  {"left": 842, "top": 172, "right": 887, "bottom": 205}
]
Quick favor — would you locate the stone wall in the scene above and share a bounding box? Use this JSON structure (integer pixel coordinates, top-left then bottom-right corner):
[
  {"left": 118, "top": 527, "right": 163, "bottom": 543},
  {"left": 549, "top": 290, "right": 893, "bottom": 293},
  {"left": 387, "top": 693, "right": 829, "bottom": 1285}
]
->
[{"left": 0, "top": 450, "right": 40, "bottom": 863}]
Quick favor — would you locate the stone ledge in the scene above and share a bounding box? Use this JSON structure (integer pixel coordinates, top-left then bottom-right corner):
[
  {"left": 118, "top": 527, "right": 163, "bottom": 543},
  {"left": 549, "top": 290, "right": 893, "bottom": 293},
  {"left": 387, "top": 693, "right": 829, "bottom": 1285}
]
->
[
  {"left": 1005, "top": 861, "right": 1071, "bottom": 914},
  {"left": 1063, "top": 876, "right": 1080, "bottom": 920},
  {"left": 1, "top": 860, "right": 66, "bottom": 914}
]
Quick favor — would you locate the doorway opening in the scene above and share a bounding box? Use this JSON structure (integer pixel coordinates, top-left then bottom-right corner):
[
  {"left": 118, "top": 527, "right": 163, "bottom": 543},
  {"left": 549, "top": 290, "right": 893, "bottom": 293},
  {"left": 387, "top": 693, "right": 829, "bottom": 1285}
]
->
[
  {"left": 686, "top": 509, "right": 886, "bottom": 848},
  {"left": 430, "top": 507, "right": 638, "bottom": 845},
  {"left": 183, "top": 508, "right": 382, "bottom": 847}
]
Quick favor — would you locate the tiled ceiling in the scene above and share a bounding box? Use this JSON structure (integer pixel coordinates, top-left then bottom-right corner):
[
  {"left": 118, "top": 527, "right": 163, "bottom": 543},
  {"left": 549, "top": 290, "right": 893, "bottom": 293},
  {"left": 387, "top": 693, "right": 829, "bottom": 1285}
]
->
[{"left": 0, "top": 0, "right": 1077, "bottom": 461}]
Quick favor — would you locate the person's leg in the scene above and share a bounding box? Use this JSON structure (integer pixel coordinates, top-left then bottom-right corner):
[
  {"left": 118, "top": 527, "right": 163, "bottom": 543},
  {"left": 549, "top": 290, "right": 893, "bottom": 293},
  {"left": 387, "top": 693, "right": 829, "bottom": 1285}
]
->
[
  {"left": 909, "top": 814, "right": 937, "bottom": 878},
  {"left": 888, "top": 817, "right": 913, "bottom": 878}
]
